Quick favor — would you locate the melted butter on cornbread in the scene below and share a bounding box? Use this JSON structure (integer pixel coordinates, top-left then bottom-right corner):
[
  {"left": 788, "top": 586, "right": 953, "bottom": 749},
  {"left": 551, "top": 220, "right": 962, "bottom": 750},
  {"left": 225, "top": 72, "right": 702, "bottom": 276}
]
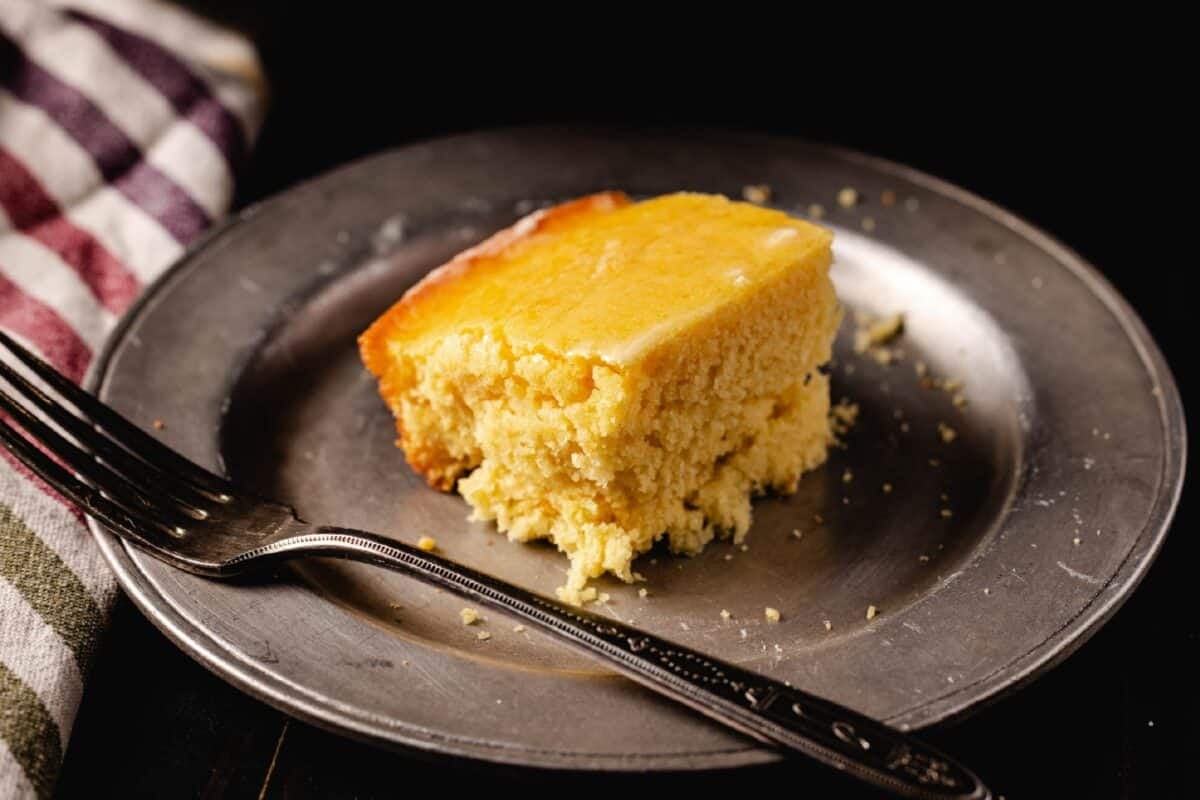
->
[{"left": 360, "top": 192, "right": 840, "bottom": 603}]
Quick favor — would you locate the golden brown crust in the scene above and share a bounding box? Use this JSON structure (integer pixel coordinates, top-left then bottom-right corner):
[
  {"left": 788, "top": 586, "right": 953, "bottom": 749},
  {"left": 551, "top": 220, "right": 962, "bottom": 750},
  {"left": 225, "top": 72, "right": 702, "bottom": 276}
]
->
[{"left": 357, "top": 191, "right": 631, "bottom": 488}]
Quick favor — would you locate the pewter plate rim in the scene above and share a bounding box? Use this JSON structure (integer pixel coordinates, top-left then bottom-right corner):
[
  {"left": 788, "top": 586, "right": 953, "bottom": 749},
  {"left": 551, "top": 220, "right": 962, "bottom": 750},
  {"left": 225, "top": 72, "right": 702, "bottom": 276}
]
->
[{"left": 87, "top": 126, "right": 1185, "bottom": 771}]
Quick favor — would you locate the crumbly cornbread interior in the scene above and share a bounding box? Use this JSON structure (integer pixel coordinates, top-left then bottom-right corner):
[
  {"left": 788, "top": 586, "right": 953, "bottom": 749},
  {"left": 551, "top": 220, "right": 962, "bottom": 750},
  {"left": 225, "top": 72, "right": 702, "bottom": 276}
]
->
[{"left": 359, "top": 192, "right": 840, "bottom": 603}]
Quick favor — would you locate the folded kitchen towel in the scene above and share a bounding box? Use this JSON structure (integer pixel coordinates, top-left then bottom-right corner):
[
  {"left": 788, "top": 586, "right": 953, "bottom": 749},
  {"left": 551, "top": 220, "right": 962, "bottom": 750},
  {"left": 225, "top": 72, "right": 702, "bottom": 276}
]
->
[{"left": 0, "top": 1, "right": 264, "bottom": 795}]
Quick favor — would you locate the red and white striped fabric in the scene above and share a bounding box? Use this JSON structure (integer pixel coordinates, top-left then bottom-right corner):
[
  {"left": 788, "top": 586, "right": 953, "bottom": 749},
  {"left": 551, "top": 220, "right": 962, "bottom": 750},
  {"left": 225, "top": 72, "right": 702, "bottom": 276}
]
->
[{"left": 0, "top": 1, "right": 264, "bottom": 796}]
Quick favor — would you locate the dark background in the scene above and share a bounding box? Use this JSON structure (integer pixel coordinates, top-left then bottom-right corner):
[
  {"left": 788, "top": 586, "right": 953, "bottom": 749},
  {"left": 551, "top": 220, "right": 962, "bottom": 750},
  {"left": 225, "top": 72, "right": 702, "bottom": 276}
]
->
[{"left": 56, "top": 8, "right": 1193, "bottom": 799}]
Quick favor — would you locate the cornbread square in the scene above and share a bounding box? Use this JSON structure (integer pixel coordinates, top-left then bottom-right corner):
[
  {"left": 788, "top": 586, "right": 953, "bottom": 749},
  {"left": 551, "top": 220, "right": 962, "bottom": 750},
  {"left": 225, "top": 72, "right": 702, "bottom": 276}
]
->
[{"left": 360, "top": 192, "right": 840, "bottom": 603}]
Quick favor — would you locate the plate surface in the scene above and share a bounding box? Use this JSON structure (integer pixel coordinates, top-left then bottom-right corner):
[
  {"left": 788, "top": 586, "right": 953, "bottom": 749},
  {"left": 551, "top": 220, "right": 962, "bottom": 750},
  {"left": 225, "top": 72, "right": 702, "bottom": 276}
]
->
[{"left": 89, "top": 128, "right": 1184, "bottom": 770}]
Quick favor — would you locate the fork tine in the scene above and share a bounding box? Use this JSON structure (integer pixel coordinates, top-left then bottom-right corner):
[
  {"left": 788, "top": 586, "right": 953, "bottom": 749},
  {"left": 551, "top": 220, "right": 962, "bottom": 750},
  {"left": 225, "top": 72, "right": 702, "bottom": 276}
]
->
[
  {"left": 0, "top": 418, "right": 185, "bottom": 552},
  {"left": 0, "top": 387, "right": 197, "bottom": 535},
  {"left": 0, "top": 357, "right": 214, "bottom": 514},
  {"left": 0, "top": 330, "right": 232, "bottom": 498}
]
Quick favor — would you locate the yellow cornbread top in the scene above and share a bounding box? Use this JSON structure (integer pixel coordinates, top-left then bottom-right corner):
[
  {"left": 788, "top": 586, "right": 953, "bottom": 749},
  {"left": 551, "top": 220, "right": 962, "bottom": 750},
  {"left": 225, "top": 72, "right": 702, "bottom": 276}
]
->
[{"left": 366, "top": 191, "right": 833, "bottom": 366}]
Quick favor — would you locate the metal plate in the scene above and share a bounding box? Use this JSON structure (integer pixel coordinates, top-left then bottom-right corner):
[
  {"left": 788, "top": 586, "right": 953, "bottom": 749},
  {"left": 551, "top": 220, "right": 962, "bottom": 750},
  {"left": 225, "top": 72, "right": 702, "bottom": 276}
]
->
[{"left": 88, "top": 128, "right": 1185, "bottom": 771}]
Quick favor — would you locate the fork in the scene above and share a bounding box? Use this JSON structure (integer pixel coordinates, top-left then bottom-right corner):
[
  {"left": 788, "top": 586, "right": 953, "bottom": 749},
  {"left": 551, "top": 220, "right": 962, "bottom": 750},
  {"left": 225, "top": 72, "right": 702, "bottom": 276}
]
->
[{"left": 0, "top": 330, "right": 988, "bottom": 799}]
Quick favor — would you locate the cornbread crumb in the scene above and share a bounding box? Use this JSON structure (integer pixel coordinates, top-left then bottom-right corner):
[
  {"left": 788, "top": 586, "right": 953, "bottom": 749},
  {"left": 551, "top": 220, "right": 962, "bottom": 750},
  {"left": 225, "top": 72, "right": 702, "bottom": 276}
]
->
[
  {"left": 842, "top": 468, "right": 854, "bottom": 484},
  {"left": 578, "top": 587, "right": 598, "bottom": 603},
  {"left": 598, "top": 592, "right": 611, "bottom": 603},
  {"left": 152, "top": 419, "right": 165, "bottom": 430},
  {"left": 476, "top": 630, "right": 491, "bottom": 641},
  {"left": 1031, "top": 276, "right": 1045, "bottom": 290},
  {"left": 881, "top": 190, "right": 897, "bottom": 207},
  {"left": 813, "top": 514, "right": 824, "bottom": 524},
  {"left": 720, "top": 609, "right": 731, "bottom": 620},
  {"left": 916, "top": 363, "right": 971, "bottom": 412},
  {"left": 853, "top": 312, "right": 905, "bottom": 353},
  {"left": 416, "top": 536, "right": 437, "bottom": 552},
  {"left": 742, "top": 184, "right": 772, "bottom": 205},
  {"left": 919, "top": 554, "right": 930, "bottom": 562},
  {"left": 940, "top": 508, "right": 953, "bottom": 519},
  {"left": 861, "top": 217, "right": 876, "bottom": 232},
  {"left": 807, "top": 203, "right": 826, "bottom": 220},
  {"left": 638, "top": 588, "right": 648, "bottom": 599},
  {"left": 459, "top": 608, "right": 480, "bottom": 625},
  {"left": 1073, "top": 536, "right": 1081, "bottom": 546},
  {"left": 937, "top": 422, "right": 958, "bottom": 444},
  {"left": 791, "top": 528, "right": 804, "bottom": 540},
  {"left": 882, "top": 482, "right": 893, "bottom": 494},
  {"left": 739, "top": 544, "right": 749, "bottom": 552},
  {"left": 830, "top": 399, "right": 860, "bottom": 437},
  {"left": 866, "top": 605, "right": 878, "bottom": 621},
  {"left": 764, "top": 607, "right": 781, "bottom": 623},
  {"left": 868, "top": 313, "right": 904, "bottom": 345},
  {"left": 823, "top": 619, "right": 833, "bottom": 631},
  {"left": 853, "top": 312, "right": 904, "bottom": 368},
  {"left": 870, "top": 346, "right": 896, "bottom": 365},
  {"left": 513, "top": 624, "right": 526, "bottom": 633},
  {"left": 837, "top": 187, "right": 859, "bottom": 208}
]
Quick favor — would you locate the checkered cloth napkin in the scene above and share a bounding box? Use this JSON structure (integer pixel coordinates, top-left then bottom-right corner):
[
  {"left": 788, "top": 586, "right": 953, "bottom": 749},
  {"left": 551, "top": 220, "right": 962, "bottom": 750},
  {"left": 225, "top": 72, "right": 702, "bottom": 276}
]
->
[{"left": 0, "top": 1, "right": 264, "bottom": 795}]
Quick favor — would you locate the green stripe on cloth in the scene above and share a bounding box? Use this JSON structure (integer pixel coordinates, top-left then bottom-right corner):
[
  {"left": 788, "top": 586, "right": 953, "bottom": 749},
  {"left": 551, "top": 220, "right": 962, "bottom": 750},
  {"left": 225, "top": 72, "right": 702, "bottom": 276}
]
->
[
  {"left": 0, "top": 660, "right": 61, "bottom": 800},
  {"left": 0, "top": 503, "right": 103, "bottom": 674}
]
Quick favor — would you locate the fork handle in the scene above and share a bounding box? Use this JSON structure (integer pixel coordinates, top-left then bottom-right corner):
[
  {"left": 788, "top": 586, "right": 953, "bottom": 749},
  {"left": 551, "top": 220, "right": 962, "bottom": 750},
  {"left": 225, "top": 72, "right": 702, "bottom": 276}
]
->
[{"left": 252, "top": 526, "right": 989, "bottom": 799}]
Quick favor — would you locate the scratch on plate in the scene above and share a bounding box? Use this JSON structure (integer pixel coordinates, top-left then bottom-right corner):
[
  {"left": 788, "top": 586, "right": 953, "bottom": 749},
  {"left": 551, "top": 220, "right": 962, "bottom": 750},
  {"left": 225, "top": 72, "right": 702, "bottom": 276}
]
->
[
  {"left": 603, "top": 605, "right": 627, "bottom": 624},
  {"left": 1057, "top": 561, "right": 1102, "bottom": 585},
  {"left": 902, "top": 621, "right": 923, "bottom": 634},
  {"left": 246, "top": 640, "right": 279, "bottom": 664}
]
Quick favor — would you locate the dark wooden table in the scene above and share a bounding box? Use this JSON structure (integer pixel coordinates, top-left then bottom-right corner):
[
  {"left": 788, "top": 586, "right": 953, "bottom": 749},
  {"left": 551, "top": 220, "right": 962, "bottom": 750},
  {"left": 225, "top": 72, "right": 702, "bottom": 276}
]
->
[{"left": 56, "top": 10, "right": 1195, "bottom": 797}]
